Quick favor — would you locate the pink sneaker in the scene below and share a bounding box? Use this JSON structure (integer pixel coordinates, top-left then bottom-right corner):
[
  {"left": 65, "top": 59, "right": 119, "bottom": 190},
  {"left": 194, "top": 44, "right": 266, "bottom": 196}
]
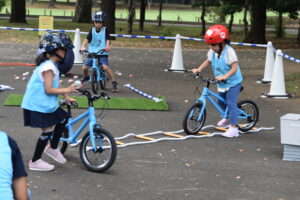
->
[
  {"left": 222, "top": 127, "right": 239, "bottom": 138},
  {"left": 217, "top": 118, "right": 230, "bottom": 127},
  {"left": 44, "top": 145, "right": 67, "bottom": 164},
  {"left": 29, "top": 159, "right": 55, "bottom": 171}
]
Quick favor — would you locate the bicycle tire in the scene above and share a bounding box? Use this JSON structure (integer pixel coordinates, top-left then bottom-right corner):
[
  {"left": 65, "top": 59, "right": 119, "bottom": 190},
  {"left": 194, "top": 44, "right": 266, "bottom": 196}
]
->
[
  {"left": 99, "top": 72, "right": 107, "bottom": 90},
  {"left": 79, "top": 128, "right": 117, "bottom": 173},
  {"left": 183, "top": 102, "right": 206, "bottom": 135},
  {"left": 91, "top": 69, "right": 99, "bottom": 94},
  {"left": 237, "top": 100, "right": 259, "bottom": 132}
]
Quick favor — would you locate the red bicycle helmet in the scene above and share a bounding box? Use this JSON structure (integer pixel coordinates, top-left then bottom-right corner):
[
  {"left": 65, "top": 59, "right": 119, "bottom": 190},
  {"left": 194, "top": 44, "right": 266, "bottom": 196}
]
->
[{"left": 204, "top": 24, "right": 229, "bottom": 45}]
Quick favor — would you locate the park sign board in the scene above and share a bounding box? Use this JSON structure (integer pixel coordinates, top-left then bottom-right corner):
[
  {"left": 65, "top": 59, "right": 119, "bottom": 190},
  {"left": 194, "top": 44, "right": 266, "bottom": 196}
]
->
[{"left": 38, "top": 16, "right": 53, "bottom": 36}]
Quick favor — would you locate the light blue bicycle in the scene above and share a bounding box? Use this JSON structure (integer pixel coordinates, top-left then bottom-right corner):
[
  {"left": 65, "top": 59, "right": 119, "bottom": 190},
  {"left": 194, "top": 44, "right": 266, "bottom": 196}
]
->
[
  {"left": 183, "top": 73, "right": 259, "bottom": 135},
  {"left": 80, "top": 49, "right": 108, "bottom": 94},
  {"left": 59, "top": 88, "right": 117, "bottom": 173}
]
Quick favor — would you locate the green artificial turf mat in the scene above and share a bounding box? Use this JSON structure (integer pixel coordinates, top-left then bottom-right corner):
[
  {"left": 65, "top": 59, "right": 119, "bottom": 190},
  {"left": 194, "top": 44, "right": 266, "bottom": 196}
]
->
[{"left": 3, "top": 94, "right": 168, "bottom": 111}]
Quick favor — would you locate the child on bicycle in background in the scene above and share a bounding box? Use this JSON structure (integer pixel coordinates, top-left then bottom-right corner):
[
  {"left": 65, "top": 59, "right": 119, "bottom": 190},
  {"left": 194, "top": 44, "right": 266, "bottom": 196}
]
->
[
  {"left": 81, "top": 10, "right": 119, "bottom": 92},
  {"left": 0, "top": 130, "right": 28, "bottom": 199},
  {"left": 21, "top": 32, "right": 79, "bottom": 171},
  {"left": 191, "top": 24, "right": 243, "bottom": 138}
]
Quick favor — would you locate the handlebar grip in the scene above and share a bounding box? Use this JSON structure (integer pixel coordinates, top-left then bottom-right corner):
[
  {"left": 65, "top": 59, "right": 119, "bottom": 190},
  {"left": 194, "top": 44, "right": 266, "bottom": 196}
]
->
[
  {"left": 100, "top": 92, "right": 110, "bottom": 100},
  {"left": 71, "top": 101, "right": 78, "bottom": 107}
]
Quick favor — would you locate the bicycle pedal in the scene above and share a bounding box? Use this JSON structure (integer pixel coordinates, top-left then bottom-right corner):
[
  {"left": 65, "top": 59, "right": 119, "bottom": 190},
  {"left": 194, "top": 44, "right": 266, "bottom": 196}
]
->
[{"left": 69, "top": 139, "right": 82, "bottom": 147}]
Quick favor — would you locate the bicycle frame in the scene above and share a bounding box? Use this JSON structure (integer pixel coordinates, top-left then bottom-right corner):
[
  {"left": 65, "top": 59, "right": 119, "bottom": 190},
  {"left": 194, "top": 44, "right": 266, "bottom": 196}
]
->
[
  {"left": 194, "top": 86, "right": 250, "bottom": 122},
  {"left": 60, "top": 106, "right": 101, "bottom": 152},
  {"left": 90, "top": 57, "right": 107, "bottom": 82}
]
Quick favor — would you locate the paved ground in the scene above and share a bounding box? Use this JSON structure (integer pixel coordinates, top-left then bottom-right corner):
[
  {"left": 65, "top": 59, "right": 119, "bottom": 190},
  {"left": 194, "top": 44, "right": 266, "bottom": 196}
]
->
[{"left": 1, "top": 42, "right": 300, "bottom": 200}]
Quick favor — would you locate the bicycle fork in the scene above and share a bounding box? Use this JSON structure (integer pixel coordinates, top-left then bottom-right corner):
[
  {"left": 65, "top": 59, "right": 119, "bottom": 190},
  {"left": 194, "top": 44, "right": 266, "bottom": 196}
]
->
[{"left": 88, "top": 107, "right": 103, "bottom": 153}]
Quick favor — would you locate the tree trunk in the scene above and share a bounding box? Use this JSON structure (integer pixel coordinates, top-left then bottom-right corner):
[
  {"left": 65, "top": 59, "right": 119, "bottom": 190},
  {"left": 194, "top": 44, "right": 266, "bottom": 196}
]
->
[
  {"left": 158, "top": 0, "right": 163, "bottom": 26},
  {"left": 200, "top": 0, "right": 206, "bottom": 36},
  {"left": 73, "top": 0, "right": 92, "bottom": 23},
  {"left": 139, "top": 0, "right": 146, "bottom": 31},
  {"left": 49, "top": 0, "right": 56, "bottom": 8},
  {"left": 10, "top": 0, "right": 27, "bottom": 23},
  {"left": 127, "top": 0, "right": 135, "bottom": 34},
  {"left": 243, "top": 0, "right": 249, "bottom": 40},
  {"left": 228, "top": 12, "right": 234, "bottom": 33},
  {"left": 29, "top": 0, "right": 37, "bottom": 4},
  {"left": 276, "top": 12, "right": 283, "bottom": 38},
  {"left": 297, "top": 19, "right": 300, "bottom": 43},
  {"left": 244, "top": 0, "right": 267, "bottom": 44},
  {"left": 100, "top": 0, "right": 116, "bottom": 39}
]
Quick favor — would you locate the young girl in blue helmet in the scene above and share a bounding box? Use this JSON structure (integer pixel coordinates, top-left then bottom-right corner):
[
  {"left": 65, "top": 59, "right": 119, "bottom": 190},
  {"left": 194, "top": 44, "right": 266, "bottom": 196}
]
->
[
  {"left": 21, "top": 32, "right": 79, "bottom": 171},
  {"left": 81, "top": 10, "right": 119, "bottom": 92}
]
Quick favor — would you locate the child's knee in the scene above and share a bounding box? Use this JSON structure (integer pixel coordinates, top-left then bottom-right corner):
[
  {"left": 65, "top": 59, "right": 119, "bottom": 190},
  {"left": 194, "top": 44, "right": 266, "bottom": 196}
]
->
[{"left": 102, "top": 65, "right": 109, "bottom": 70}]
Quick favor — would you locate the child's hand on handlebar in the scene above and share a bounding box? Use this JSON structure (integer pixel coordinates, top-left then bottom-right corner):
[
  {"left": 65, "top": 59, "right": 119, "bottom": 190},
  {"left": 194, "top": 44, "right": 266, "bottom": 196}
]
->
[
  {"left": 191, "top": 68, "right": 200, "bottom": 74},
  {"left": 80, "top": 47, "right": 87, "bottom": 52},
  {"left": 65, "top": 96, "right": 77, "bottom": 105},
  {"left": 104, "top": 46, "right": 110, "bottom": 52},
  {"left": 215, "top": 76, "right": 226, "bottom": 82}
]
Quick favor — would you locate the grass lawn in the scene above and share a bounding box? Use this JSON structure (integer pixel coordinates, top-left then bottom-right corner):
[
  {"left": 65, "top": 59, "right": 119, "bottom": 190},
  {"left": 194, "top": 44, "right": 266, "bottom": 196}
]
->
[
  {"left": 286, "top": 73, "right": 300, "bottom": 97},
  {"left": 1, "top": 2, "right": 297, "bottom": 24},
  {"left": 3, "top": 94, "right": 169, "bottom": 111}
]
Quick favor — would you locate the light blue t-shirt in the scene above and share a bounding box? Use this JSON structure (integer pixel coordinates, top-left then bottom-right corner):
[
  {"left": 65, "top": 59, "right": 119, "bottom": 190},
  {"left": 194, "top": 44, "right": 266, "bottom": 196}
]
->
[
  {"left": 21, "top": 59, "right": 60, "bottom": 113},
  {"left": 0, "top": 131, "right": 13, "bottom": 200},
  {"left": 88, "top": 27, "right": 109, "bottom": 56}
]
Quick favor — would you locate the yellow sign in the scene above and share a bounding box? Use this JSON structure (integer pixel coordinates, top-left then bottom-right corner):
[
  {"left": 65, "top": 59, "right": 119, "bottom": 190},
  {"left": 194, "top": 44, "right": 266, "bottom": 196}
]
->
[{"left": 38, "top": 16, "right": 54, "bottom": 35}]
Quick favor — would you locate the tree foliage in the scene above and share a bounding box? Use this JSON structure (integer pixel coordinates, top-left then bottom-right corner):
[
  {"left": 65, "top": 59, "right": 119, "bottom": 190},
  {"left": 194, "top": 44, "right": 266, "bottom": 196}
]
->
[{"left": 268, "top": 0, "right": 299, "bottom": 38}]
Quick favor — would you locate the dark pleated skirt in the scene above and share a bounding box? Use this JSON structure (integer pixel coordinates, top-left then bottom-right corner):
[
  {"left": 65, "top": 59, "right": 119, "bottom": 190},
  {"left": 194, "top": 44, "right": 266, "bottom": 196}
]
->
[{"left": 23, "top": 107, "right": 67, "bottom": 128}]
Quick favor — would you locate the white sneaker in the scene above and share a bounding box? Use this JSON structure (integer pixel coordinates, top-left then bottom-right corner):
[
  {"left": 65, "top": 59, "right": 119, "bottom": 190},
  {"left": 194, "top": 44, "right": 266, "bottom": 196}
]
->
[
  {"left": 44, "top": 145, "right": 67, "bottom": 164},
  {"left": 222, "top": 127, "right": 239, "bottom": 138},
  {"left": 29, "top": 159, "right": 55, "bottom": 171}
]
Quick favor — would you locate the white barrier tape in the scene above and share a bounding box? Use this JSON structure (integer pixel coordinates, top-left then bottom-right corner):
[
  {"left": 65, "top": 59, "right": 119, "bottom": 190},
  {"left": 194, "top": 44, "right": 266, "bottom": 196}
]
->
[
  {"left": 0, "top": 26, "right": 268, "bottom": 47},
  {"left": 1, "top": 26, "right": 298, "bottom": 63},
  {"left": 0, "top": 84, "right": 14, "bottom": 91},
  {"left": 124, "top": 83, "right": 163, "bottom": 102},
  {"left": 114, "top": 125, "right": 275, "bottom": 148},
  {"left": 110, "top": 34, "right": 176, "bottom": 40},
  {"left": 271, "top": 45, "right": 300, "bottom": 63}
]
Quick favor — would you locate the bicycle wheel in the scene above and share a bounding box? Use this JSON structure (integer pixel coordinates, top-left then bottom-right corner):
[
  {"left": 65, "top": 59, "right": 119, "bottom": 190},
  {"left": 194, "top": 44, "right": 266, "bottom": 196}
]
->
[
  {"left": 183, "top": 102, "right": 206, "bottom": 135},
  {"left": 59, "top": 128, "right": 69, "bottom": 154},
  {"left": 91, "top": 69, "right": 99, "bottom": 94},
  {"left": 99, "top": 72, "right": 107, "bottom": 90},
  {"left": 79, "top": 128, "right": 117, "bottom": 173},
  {"left": 237, "top": 100, "right": 259, "bottom": 132}
]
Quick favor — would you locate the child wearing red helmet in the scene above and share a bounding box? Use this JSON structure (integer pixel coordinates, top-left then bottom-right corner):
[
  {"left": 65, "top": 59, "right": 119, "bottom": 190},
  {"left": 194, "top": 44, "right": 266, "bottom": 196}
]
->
[{"left": 192, "top": 24, "right": 243, "bottom": 138}]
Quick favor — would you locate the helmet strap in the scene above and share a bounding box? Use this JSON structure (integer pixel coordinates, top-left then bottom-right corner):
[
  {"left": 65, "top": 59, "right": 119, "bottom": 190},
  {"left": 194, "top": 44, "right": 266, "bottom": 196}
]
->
[
  {"left": 48, "top": 49, "right": 66, "bottom": 62},
  {"left": 54, "top": 52, "right": 65, "bottom": 62},
  {"left": 217, "top": 42, "right": 225, "bottom": 58}
]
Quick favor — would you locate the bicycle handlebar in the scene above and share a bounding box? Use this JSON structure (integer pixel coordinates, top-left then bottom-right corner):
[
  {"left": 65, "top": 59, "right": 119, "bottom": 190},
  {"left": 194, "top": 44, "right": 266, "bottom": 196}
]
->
[
  {"left": 78, "top": 88, "right": 110, "bottom": 102},
  {"left": 193, "top": 72, "right": 227, "bottom": 84},
  {"left": 59, "top": 99, "right": 78, "bottom": 107},
  {"left": 59, "top": 89, "right": 110, "bottom": 108},
  {"left": 79, "top": 49, "right": 105, "bottom": 56}
]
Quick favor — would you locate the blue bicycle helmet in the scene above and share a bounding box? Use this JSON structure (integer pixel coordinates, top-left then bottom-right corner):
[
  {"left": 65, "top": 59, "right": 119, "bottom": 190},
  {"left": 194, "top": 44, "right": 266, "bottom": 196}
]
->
[
  {"left": 53, "top": 32, "right": 74, "bottom": 49},
  {"left": 92, "top": 11, "right": 105, "bottom": 22},
  {"left": 39, "top": 32, "right": 66, "bottom": 52}
]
